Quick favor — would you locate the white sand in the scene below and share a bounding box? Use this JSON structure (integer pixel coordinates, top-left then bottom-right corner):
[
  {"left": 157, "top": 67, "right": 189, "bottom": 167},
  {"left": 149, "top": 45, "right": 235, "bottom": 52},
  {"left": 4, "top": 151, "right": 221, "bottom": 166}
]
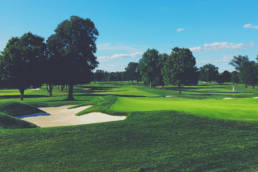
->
[
  {"left": 223, "top": 97, "right": 233, "bottom": 100},
  {"left": 165, "top": 95, "right": 174, "bottom": 98},
  {"left": 29, "top": 88, "right": 40, "bottom": 90},
  {"left": 20, "top": 105, "right": 126, "bottom": 127}
]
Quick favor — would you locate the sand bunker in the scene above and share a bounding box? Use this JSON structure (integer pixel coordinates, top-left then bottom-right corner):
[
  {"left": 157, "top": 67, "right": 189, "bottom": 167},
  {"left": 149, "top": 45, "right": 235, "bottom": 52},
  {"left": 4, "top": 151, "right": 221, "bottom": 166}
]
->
[
  {"left": 254, "top": 97, "right": 258, "bottom": 99},
  {"left": 20, "top": 105, "right": 126, "bottom": 127},
  {"left": 223, "top": 97, "right": 233, "bottom": 100},
  {"left": 165, "top": 95, "right": 175, "bottom": 98}
]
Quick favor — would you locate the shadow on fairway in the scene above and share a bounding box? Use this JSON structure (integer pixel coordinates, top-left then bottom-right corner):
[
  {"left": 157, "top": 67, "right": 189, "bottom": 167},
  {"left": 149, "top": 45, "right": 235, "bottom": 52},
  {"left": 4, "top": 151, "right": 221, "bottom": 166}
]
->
[
  {"left": 77, "top": 93, "right": 146, "bottom": 97},
  {"left": 0, "top": 95, "right": 49, "bottom": 99}
]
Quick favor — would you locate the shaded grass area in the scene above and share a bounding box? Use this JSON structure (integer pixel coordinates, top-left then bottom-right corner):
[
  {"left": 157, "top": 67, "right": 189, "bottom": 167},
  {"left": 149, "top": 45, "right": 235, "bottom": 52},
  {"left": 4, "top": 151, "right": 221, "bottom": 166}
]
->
[
  {"left": 0, "top": 112, "right": 37, "bottom": 129},
  {"left": 0, "top": 102, "right": 43, "bottom": 117},
  {"left": 1, "top": 111, "right": 258, "bottom": 171}
]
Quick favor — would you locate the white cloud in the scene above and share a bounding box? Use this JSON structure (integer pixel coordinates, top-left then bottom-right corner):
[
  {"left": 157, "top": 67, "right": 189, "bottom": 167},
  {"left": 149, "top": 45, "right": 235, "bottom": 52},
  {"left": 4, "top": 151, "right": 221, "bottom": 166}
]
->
[
  {"left": 243, "top": 24, "right": 258, "bottom": 29},
  {"left": 97, "top": 43, "right": 138, "bottom": 51},
  {"left": 99, "top": 52, "right": 143, "bottom": 61},
  {"left": 176, "top": 28, "right": 184, "bottom": 32},
  {"left": 190, "top": 42, "right": 254, "bottom": 52}
]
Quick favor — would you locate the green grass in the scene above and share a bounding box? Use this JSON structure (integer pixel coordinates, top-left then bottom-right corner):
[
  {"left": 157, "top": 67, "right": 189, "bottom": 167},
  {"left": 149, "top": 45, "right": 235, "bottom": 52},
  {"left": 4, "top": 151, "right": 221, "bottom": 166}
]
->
[
  {"left": 2, "top": 111, "right": 258, "bottom": 171},
  {"left": 0, "top": 112, "right": 37, "bottom": 129},
  {"left": 0, "top": 102, "right": 44, "bottom": 117},
  {"left": 0, "top": 81, "right": 258, "bottom": 171}
]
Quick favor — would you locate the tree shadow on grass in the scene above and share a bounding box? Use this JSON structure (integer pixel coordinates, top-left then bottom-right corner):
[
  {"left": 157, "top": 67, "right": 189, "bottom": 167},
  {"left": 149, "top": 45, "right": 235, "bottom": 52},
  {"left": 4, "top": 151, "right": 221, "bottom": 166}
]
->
[
  {"left": 0, "top": 95, "right": 48, "bottom": 99},
  {"left": 78, "top": 93, "right": 146, "bottom": 97}
]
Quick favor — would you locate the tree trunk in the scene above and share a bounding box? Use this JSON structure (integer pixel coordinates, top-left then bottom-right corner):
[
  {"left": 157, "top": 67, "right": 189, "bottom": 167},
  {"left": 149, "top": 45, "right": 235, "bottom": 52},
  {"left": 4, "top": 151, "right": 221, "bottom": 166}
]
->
[
  {"left": 245, "top": 84, "right": 248, "bottom": 88},
  {"left": 149, "top": 80, "right": 152, "bottom": 88},
  {"left": 48, "top": 84, "right": 53, "bottom": 97},
  {"left": 67, "top": 84, "right": 74, "bottom": 100},
  {"left": 19, "top": 88, "right": 25, "bottom": 101}
]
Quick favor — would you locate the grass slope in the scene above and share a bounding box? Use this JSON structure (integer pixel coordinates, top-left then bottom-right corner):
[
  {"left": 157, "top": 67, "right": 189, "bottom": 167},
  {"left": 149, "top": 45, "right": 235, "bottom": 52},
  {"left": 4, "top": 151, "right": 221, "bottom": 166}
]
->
[
  {"left": 0, "top": 112, "right": 37, "bottom": 129},
  {"left": 0, "top": 102, "right": 43, "bottom": 117},
  {"left": 1, "top": 111, "right": 258, "bottom": 171}
]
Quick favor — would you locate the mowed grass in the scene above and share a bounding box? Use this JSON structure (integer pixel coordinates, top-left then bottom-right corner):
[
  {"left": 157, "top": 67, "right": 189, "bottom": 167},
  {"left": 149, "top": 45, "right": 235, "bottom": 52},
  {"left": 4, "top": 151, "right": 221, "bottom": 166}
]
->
[
  {"left": 110, "top": 97, "right": 258, "bottom": 122},
  {"left": 2, "top": 111, "right": 258, "bottom": 171},
  {"left": 0, "top": 82, "right": 258, "bottom": 171}
]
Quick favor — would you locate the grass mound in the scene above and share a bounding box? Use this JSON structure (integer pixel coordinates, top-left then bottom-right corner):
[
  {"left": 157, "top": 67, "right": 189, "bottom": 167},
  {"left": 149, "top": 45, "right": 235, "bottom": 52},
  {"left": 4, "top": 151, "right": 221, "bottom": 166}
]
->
[
  {"left": 0, "top": 112, "right": 37, "bottom": 129},
  {"left": 0, "top": 102, "right": 43, "bottom": 117}
]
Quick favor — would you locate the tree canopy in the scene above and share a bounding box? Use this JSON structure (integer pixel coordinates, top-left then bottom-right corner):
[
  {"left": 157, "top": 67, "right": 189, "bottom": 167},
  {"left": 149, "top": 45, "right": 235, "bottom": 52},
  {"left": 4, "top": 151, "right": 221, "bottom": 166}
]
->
[
  {"left": 138, "top": 49, "right": 163, "bottom": 88},
  {"left": 199, "top": 64, "right": 219, "bottom": 82},
  {"left": 47, "top": 16, "right": 99, "bottom": 99},
  {"left": 0, "top": 33, "right": 46, "bottom": 100},
  {"left": 162, "top": 47, "right": 198, "bottom": 93}
]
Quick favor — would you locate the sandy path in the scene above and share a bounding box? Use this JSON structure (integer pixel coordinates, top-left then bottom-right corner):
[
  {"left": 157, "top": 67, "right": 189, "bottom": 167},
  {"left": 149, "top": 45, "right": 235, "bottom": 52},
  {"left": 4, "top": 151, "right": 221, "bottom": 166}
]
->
[{"left": 20, "top": 105, "right": 126, "bottom": 127}]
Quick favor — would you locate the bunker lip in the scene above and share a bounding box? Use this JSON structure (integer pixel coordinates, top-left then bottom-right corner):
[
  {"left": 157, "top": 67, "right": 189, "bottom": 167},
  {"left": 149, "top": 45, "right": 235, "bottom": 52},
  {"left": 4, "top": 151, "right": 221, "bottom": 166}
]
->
[{"left": 21, "top": 105, "right": 126, "bottom": 128}]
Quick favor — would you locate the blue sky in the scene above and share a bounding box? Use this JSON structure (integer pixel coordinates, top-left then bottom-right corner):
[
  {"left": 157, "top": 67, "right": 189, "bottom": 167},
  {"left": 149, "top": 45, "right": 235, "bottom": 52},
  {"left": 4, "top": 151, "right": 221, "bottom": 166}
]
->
[{"left": 0, "top": 0, "right": 258, "bottom": 72}]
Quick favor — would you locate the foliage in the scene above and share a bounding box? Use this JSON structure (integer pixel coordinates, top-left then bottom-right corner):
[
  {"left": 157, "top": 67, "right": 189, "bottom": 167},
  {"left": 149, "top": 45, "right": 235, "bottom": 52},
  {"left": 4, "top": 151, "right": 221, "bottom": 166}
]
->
[
  {"left": 199, "top": 63, "right": 219, "bottom": 82},
  {"left": 161, "top": 47, "right": 198, "bottom": 92},
  {"left": 47, "top": 16, "right": 99, "bottom": 99},
  {"left": 0, "top": 33, "right": 46, "bottom": 100},
  {"left": 125, "top": 62, "right": 140, "bottom": 82},
  {"left": 138, "top": 49, "right": 164, "bottom": 88}
]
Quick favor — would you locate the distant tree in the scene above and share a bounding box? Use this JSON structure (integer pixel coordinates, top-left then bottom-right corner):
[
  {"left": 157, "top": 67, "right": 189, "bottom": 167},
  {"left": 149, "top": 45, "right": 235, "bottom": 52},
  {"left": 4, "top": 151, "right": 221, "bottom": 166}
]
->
[
  {"left": 0, "top": 33, "right": 46, "bottom": 100},
  {"left": 230, "top": 56, "right": 257, "bottom": 88},
  {"left": 231, "top": 71, "right": 240, "bottom": 84},
  {"left": 240, "top": 61, "right": 257, "bottom": 88},
  {"left": 229, "top": 55, "right": 249, "bottom": 72},
  {"left": 138, "top": 49, "right": 163, "bottom": 88},
  {"left": 48, "top": 16, "right": 99, "bottom": 100},
  {"left": 161, "top": 47, "right": 198, "bottom": 94},
  {"left": 125, "top": 62, "right": 139, "bottom": 83},
  {"left": 94, "top": 70, "right": 106, "bottom": 81},
  {"left": 199, "top": 64, "right": 219, "bottom": 82},
  {"left": 231, "top": 71, "right": 240, "bottom": 92},
  {"left": 217, "top": 70, "right": 231, "bottom": 84}
]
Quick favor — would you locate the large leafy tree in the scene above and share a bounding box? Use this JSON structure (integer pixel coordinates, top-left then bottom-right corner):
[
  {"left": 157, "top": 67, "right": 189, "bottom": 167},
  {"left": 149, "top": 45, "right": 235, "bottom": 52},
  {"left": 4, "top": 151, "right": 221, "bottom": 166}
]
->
[
  {"left": 230, "top": 55, "right": 257, "bottom": 88},
  {"left": 199, "top": 64, "right": 219, "bottom": 82},
  {"left": 162, "top": 47, "right": 198, "bottom": 93},
  {"left": 138, "top": 49, "right": 163, "bottom": 88},
  {"left": 125, "top": 62, "right": 140, "bottom": 83},
  {"left": 217, "top": 70, "right": 231, "bottom": 84},
  {"left": 47, "top": 16, "right": 99, "bottom": 100},
  {"left": 0, "top": 33, "right": 46, "bottom": 100}
]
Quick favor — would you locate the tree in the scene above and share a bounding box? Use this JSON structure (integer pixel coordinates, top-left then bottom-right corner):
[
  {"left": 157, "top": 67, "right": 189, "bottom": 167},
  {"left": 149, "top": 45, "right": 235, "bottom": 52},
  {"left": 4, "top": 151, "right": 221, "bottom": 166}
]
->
[
  {"left": 217, "top": 70, "right": 231, "bottom": 84},
  {"left": 229, "top": 55, "right": 249, "bottom": 71},
  {"left": 94, "top": 70, "right": 106, "bottom": 81},
  {"left": 47, "top": 16, "right": 99, "bottom": 100},
  {"left": 138, "top": 49, "right": 163, "bottom": 88},
  {"left": 240, "top": 61, "right": 257, "bottom": 88},
  {"left": 161, "top": 47, "right": 198, "bottom": 93},
  {"left": 0, "top": 33, "right": 46, "bottom": 100},
  {"left": 199, "top": 64, "right": 219, "bottom": 82},
  {"left": 230, "top": 56, "right": 257, "bottom": 88},
  {"left": 125, "top": 62, "right": 140, "bottom": 83}
]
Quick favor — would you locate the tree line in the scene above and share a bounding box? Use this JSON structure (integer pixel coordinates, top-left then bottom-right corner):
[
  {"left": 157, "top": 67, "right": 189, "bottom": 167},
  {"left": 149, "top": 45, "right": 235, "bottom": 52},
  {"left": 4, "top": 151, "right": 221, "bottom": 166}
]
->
[
  {"left": 0, "top": 16, "right": 99, "bottom": 100},
  {"left": 94, "top": 48, "right": 258, "bottom": 93}
]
